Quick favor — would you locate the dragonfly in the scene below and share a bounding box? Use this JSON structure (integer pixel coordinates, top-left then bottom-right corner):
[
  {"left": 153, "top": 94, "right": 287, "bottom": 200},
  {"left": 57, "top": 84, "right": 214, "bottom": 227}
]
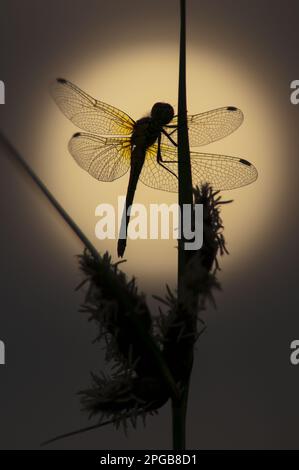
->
[{"left": 51, "top": 78, "right": 257, "bottom": 257}]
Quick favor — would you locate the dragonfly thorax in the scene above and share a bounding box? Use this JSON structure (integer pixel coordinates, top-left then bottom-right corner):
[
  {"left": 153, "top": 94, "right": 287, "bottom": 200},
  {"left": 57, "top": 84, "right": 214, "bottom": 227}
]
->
[
  {"left": 130, "top": 103, "right": 174, "bottom": 150},
  {"left": 151, "top": 102, "right": 174, "bottom": 126}
]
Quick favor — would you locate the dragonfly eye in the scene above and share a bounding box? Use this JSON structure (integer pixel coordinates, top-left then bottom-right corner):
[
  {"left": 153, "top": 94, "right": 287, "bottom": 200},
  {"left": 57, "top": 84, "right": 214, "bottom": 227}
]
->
[{"left": 151, "top": 102, "right": 174, "bottom": 125}]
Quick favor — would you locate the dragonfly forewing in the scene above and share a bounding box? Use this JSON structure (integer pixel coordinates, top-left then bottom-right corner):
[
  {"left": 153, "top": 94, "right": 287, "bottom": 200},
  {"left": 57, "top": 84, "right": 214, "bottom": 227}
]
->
[
  {"left": 51, "top": 78, "right": 135, "bottom": 136},
  {"left": 161, "top": 106, "right": 244, "bottom": 148}
]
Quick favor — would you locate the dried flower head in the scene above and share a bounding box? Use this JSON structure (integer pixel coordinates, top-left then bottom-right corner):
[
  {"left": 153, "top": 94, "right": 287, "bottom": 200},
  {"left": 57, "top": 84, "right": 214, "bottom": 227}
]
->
[{"left": 77, "top": 250, "right": 170, "bottom": 428}]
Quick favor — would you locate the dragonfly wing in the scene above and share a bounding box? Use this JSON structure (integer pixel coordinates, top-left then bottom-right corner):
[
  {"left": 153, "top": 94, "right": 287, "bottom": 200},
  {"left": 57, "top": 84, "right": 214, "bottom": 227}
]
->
[
  {"left": 137, "top": 143, "right": 257, "bottom": 192},
  {"left": 139, "top": 144, "right": 178, "bottom": 192},
  {"left": 69, "top": 133, "right": 131, "bottom": 182},
  {"left": 51, "top": 78, "right": 135, "bottom": 135},
  {"left": 151, "top": 146, "right": 258, "bottom": 191},
  {"left": 161, "top": 107, "right": 243, "bottom": 147},
  {"left": 190, "top": 152, "right": 257, "bottom": 190},
  {"left": 160, "top": 146, "right": 257, "bottom": 190},
  {"left": 188, "top": 107, "right": 244, "bottom": 147}
]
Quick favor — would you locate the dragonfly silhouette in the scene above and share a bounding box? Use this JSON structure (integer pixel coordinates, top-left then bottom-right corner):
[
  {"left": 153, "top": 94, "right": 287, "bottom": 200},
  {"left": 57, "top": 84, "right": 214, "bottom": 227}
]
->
[{"left": 51, "top": 78, "right": 257, "bottom": 257}]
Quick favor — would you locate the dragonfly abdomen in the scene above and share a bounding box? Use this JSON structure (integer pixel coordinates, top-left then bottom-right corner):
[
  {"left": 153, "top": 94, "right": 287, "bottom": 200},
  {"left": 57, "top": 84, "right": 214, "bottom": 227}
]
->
[{"left": 117, "top": 146, "right": 147, "bottom": 257}]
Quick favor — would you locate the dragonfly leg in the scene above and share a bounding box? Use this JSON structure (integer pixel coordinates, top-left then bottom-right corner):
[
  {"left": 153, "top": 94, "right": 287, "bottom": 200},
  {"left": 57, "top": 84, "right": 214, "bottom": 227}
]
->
[
  {"left": 162, "top": 128, "right": 178, "bottom": 147},
  {"left": 164, "top": 127, "right": 178, "bottom": 139},
  {"left": 165, "top": 126, "right": 178, "bottom": 135},
  {"left": 165, "top": 126, "right": 178, "bottom": 139},
  {"left": 165, "top": 122, "right": 188, "bottom": 138},
  {"left": 157, "top": 133, "right": 178, "bottom": 179},
  {"left": 158, "top": 160, "right": 178, "bottom": 179}
]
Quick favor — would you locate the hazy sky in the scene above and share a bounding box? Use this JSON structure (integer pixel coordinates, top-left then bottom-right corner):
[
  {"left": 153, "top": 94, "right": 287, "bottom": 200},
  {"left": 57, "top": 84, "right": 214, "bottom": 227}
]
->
[{"left": 0, "top": 0, "right": 299, "bottom": 449}]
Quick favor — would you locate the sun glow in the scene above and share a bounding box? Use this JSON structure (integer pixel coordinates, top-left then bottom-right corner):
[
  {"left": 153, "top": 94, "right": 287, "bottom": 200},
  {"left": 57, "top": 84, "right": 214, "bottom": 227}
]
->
[{"left": 32, "top": 41, "right": 290, "bottom": 290}]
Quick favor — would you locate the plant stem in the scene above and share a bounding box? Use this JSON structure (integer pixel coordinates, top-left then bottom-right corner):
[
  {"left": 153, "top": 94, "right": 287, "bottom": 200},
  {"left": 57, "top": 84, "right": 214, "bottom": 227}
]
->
[
  {"left": 172, "top": 381, "right": 189, "bottom": 449},
  {"left": 178, "top": 0, "right": 193, "bottom": 285},
  {"left": 0, "top": 130, "right": 101, "bottom": 262},
  {"left": 172, "top": 0, "right": 194, "bottom": 450}
]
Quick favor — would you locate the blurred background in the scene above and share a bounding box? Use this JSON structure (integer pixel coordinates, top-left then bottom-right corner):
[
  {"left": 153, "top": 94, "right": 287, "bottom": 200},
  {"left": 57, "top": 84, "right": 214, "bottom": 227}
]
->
[{"left": 0, "top": 0, "right": 299, "bottom": 449}]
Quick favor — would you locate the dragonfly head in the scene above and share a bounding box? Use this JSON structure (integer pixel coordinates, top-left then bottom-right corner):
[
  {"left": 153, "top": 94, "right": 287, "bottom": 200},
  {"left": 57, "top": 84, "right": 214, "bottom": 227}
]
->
[{"left": 151, "top": 102, "right": 174, "bottom": 126}]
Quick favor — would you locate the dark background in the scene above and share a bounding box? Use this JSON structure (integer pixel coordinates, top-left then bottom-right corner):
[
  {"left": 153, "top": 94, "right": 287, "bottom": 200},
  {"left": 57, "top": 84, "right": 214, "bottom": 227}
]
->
[{"left": 0, "top": 0, "right": 299, "bottom": 449}]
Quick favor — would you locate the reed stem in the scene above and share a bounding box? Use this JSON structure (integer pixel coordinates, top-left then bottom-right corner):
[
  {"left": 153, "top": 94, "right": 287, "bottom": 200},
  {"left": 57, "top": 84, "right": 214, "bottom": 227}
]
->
[{"left": 172, "top": 0, "right": 194, "bottom": 450}]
